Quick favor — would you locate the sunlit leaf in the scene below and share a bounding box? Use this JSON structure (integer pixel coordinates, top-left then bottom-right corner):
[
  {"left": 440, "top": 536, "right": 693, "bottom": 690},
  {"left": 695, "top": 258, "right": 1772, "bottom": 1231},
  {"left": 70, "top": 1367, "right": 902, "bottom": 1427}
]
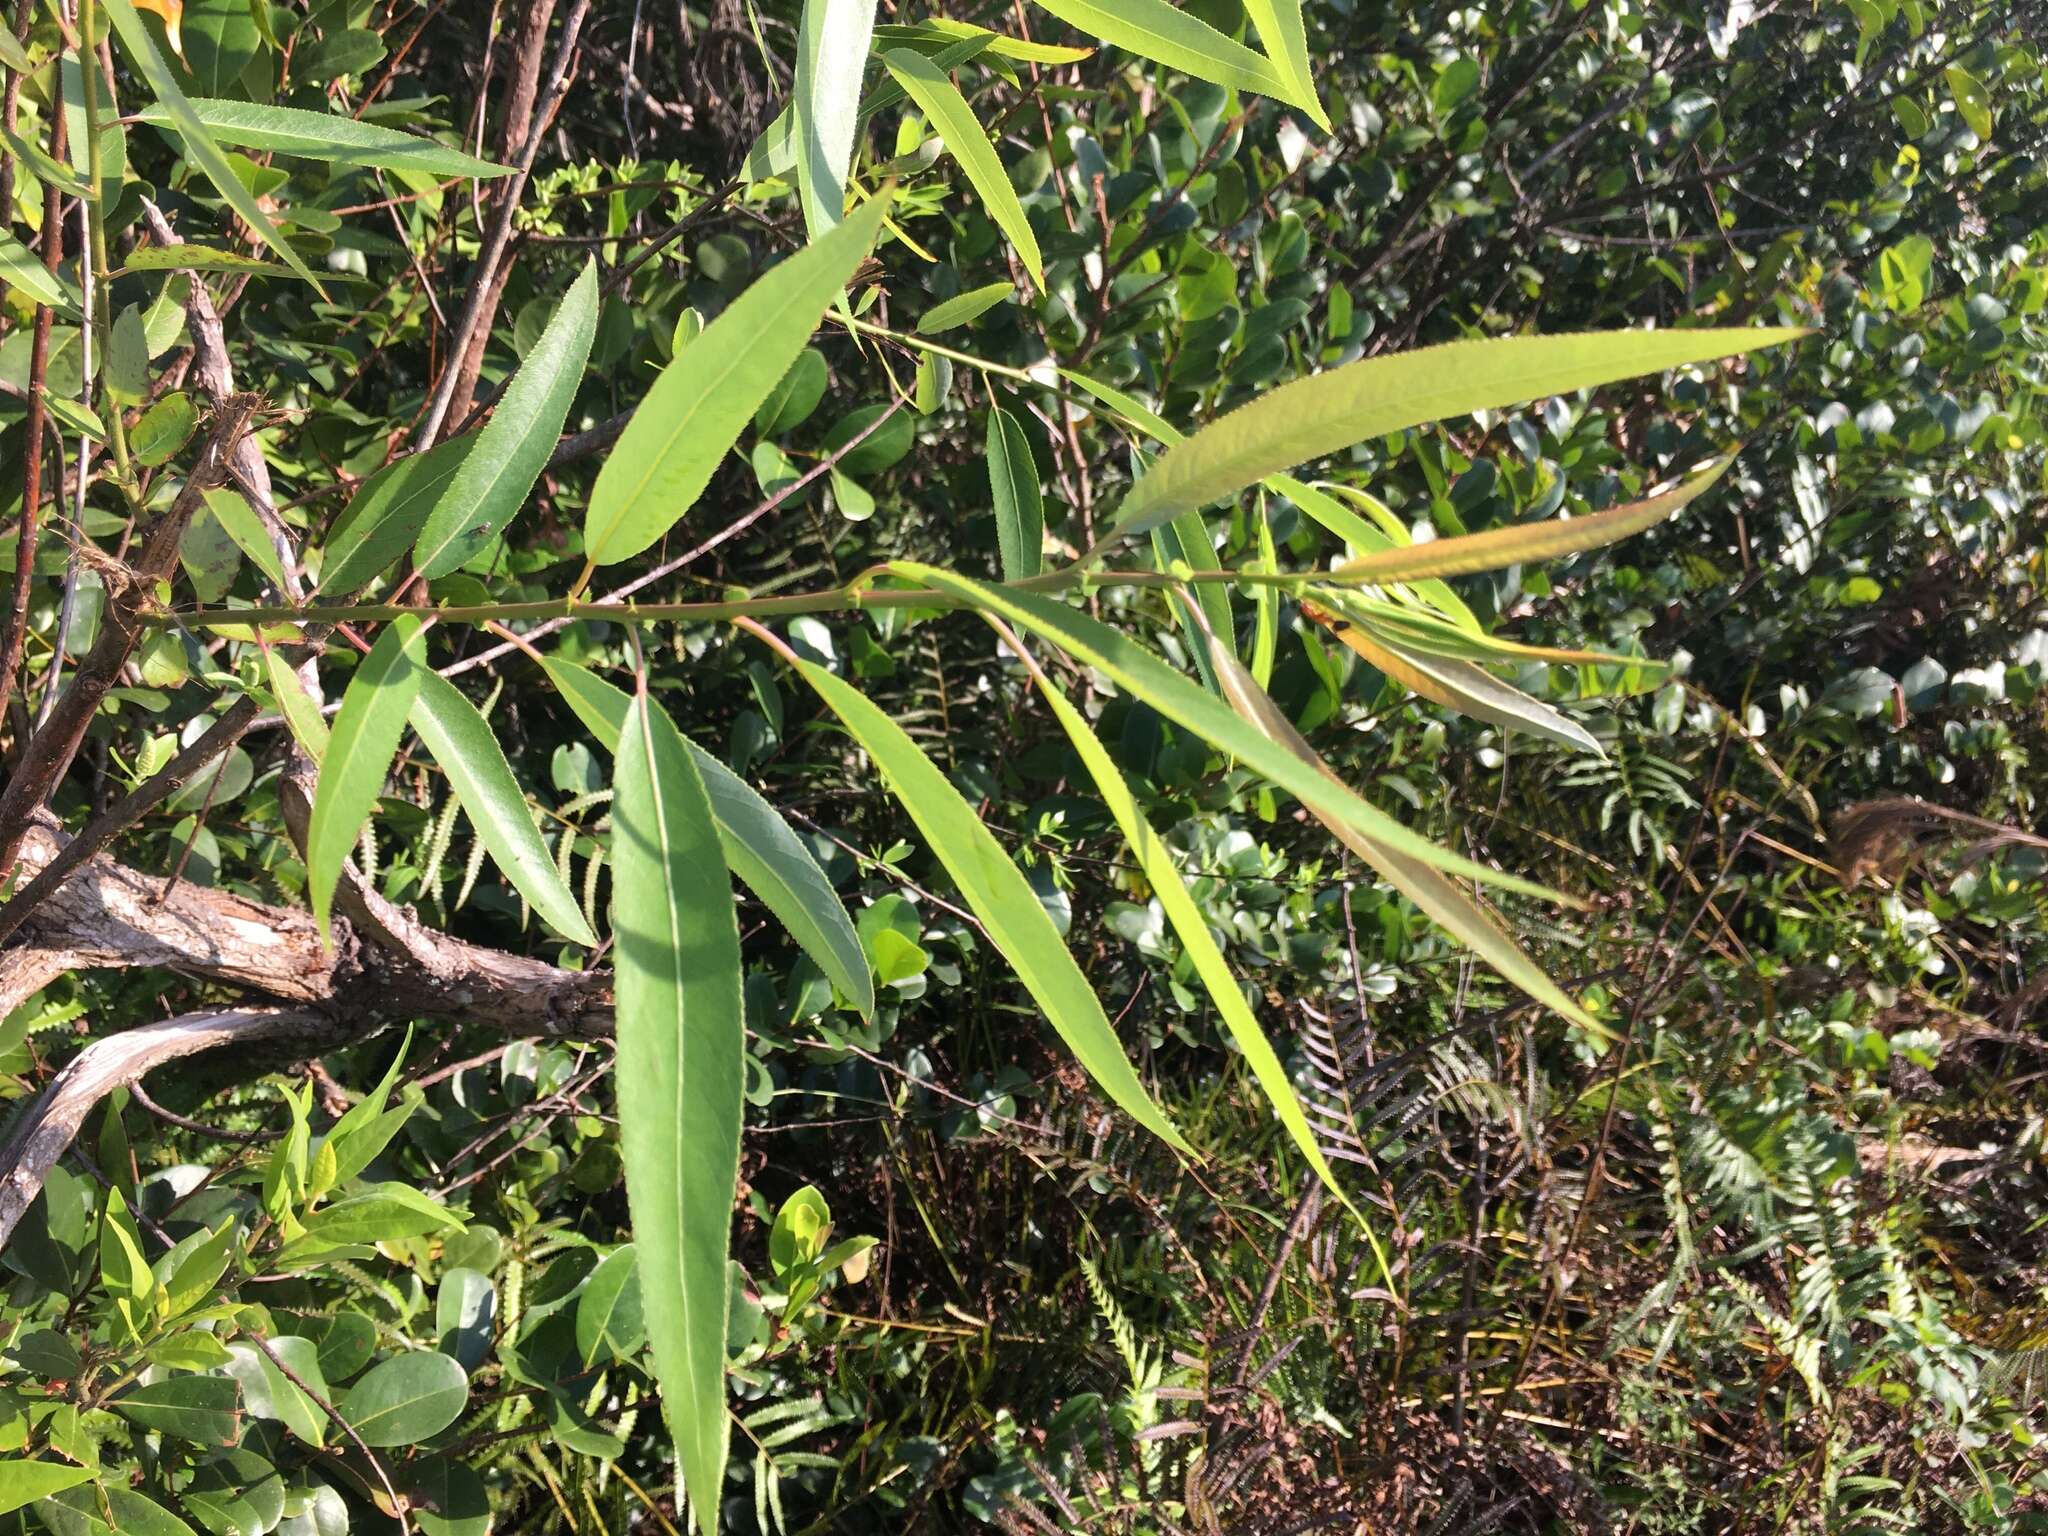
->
[
  {"left": 133, "top": 99, "right": 510, "bottom": 178},
  {"left": 585, "top": 194, "right": 889, "bottom": 566},
  {"left": 1108, "top": 332, "right": 1801, "bottom": 541},
  {"left": 794, "top": 0, "right": 879, "bottom": 235},
  {"left": 883, "top": 48, "right": 1043, "bottom": 289},
  {"left": 613, "top": 692, "right": 745, "bottom": 1536},
  {"left": 1030, "top": 0, "right": 1291, "bottom": 101}
]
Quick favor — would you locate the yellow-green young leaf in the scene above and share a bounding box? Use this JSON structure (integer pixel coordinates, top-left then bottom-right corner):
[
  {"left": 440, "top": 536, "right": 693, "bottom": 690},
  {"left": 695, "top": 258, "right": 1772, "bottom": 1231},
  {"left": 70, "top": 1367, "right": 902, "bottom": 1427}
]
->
[
  {"left": 612, "top": 693, "right": 745, "bottom": 1536},
  {"left": 1004, "top": 636, "right": 1360, "bottom": 1217},
  {"left": 408, "top": 672, "right": 597, "bottom": 947},
  {"left": 132, "top": 99, "right": 509, "bottom": 179},
  {"left": 1030, "top": 0, "right": 1291, "bottom": 101},
  {"left": 98, "top": 1188, "right": 160, "bottom": 1340},
  {"left": 537, "top": 655, "right": 874, "bottom": 1016},
  {"left": 0, "top": 232, "right": 81, "bottom": 315},
  {"left": 414, "top": 261, "right": 597, "bottom": 578},
  {"left": 264, "top": 648, "right": 329, "bottom": 763},
  {"left": 1212, "top": 650, "right": 1605, "bottom": 1035},
  {"left": 119, "top": 245, "right": 299, "bottom": 279},
  {"left": 1320, "top": 619, "right": 1603, "bottom": 756},
  {"left": 1318, "top": 593, "right": 1647, "bottom": 668},
  {"left": 585, "top": 194, "right": 889, "bottom": 566},
  {"left": 894, "top": 564, "right": 1563, "bottom": 901},
  {"left": 1108, "top": 330, "right": 1804, "bottom": 542},
  {"left": 1296, "top": 478, "right": 1481, "bottom": 634},
  {"left": 1239, "top": 0, "right": 1326, "bottom": 127},
  {"left": 987, "top": 405, "right": 1042, "bottom": 581},
  {"left": 793, "top": 657, "right": 1186, "bottom": 1149},
  {"left": 880, "top": 18, "right": 1094, "bottom": 65},
  {"left": 202, "top": 487, "right": 288, "bottom": 590},
  {"left": 0, "top": 1462, "right": 94, "bottom": 1517},
  {"left": 794, "top": 0, "right": 879, "bottom": 236},
  {"left": 102, "top": 0, "right": 326, "bottom": 294},
  {"left": 882, "top": 49, "right": 1043, "bottom": 289},
  {"left": 307, "top": 615, "right": 425, "bottom": 939},
  {"left": 916, "top": 280, "right": 1013, "bottom": 334},
  {"left": 1332, "top": 455, "right": 1736, "bottom": 585}
]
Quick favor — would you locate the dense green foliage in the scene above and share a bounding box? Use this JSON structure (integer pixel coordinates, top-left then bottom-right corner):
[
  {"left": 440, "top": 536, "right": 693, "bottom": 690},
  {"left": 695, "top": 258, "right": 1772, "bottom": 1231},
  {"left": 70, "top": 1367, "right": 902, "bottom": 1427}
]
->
[{"left": 2, "top": 0, "right": 2046, "bottom": 1533}]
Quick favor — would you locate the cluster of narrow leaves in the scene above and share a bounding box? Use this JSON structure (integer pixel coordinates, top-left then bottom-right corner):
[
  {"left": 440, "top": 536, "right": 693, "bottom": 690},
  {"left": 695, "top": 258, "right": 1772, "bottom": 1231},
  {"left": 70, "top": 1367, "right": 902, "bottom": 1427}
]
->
[{"left": 36, "top": 0, "right": 1807, "bottom": 1529}]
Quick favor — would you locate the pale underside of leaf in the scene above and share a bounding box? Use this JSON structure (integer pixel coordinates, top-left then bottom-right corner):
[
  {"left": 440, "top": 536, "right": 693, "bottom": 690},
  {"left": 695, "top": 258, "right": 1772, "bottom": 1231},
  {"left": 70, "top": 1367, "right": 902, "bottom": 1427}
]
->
[{"left": 794, "top": 0, "right": 880, "bottom": 235}]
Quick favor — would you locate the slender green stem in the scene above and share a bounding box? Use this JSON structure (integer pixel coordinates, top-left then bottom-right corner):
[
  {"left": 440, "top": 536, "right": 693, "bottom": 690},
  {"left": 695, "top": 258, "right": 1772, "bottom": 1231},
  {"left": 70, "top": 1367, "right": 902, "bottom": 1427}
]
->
[
  {"left": 76, "top": 0, "right": 133, "bottom": 488},
  {"left": 145, "top": 566, "right": 1335, "bottom": 631}
]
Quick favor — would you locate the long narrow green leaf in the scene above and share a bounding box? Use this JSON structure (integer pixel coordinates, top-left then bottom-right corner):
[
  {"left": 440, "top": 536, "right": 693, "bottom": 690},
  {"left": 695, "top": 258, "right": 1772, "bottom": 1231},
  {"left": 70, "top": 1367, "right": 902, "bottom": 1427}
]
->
[
  {"left": 1330, "top": 455, "right": 1735, "bottom": 585},
  {"left": 792, "top": 657, "right": 1187, "bottom": 1149},
  {"left": 414, "top": 261, "right": 598, "bottom": 578},
  {"left": 987, "top": 405, "right": 1042, "bottom": 581},
  {"left": 1212, "top": 651, "right": 1605, "bottom": 1034},
  {"left": 1002, "top": 634, "right": 1354, "bottom": 1211},
  {"left": 1108, "top": 331, "right": 1802, "bottom": 541},
  {"left": 613, "top": 693, "right": 745, "bottom": 1536},
  {"left": 317, "top": 434, "right": 478, "bottom": 595},
  {"left": 134, "top": 99, "right": 510, "bottom": 179},
  {"left": 585, "top": 194, "right": 889, "bottom": 566},
  {"left": 1239, "top": 0, "right": 1326, "bottom": 127},
  {"left": 793, "top": 0, "right": 879, "bottom": 235},
  {"left": 1273, "top": 474, "right": 1479, "bottom": 633},
  {"left": 537, "top": 655, "right": 874, "bottom": 1016},
  {"left": 307, "top": 616, "right": 425, "bottom": 939},
  {"left": 893, "top": 564, "right": 1564, "bottom": 902},
  {"left": 1030, "top": 0, "right": 1291, "bottom": 101},
  {"left": 883, "top": 49, "right": 1043, "bottom": 289},
  {"left": 409, "top": 672, "right": 599, "bottom": 947},
  {"left": 102, "top": 0, "right": 326, "bottom": 293}
]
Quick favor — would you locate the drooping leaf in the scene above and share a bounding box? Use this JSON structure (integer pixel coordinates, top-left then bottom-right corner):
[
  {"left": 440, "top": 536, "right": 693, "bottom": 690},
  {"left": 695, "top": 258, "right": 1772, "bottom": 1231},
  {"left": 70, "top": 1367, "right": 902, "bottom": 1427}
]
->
[
  {"left": 317, "top": 435, "right": 477, "bottom": 595},
  {"left": 986, "top": 405, "right": 1042, "bottom": 581},
  {"left": 612, "top": 692, "right": 746, "bottom": 1536},
  {"left": 1000, "top": 634, "right": 1357, "bottom": 1217},
  {"left": 102, "top": 0, "right": 326, "bottom": 292},
  {"left": 793, "top": 0, "right": 879, "bottom": 236},
  {"left": 1106, "top": 330, "right": 1803, "bottom": 541},
  {"left": 792, "top": 656, "right": 1187, "bottom": 1149},
  {"left": 408, "top": 671, "right": 599, "bottom": 947},
  {"left": 894, "top": 565, "right": 1563, "bottom": 901},
  {"left": 306, "top": 616, "right": 426, "bottom": 939},
  {"left": 414, "top": 260, "right": 598, "bottom": 578},
  {"left": 133, "top": 99, "right": 510, "bottom": 178},
  {"left": 538, "top": 655, "right": 873, "bottom": 1014},
  {"left": 1029, "top": 0, "right": 1291, "bottom": 101},
  {"left": 1211, "top": 650, "right": 1605, "bottom": 1034},
  {"left": 584, "top": 193, "right": 889, "bottom": 565},
  {"left": 883, "top": 49, "right": 1043, "bottom": 289},
  {"left": 335, "top": 1352, "right": 469, "bottom": 1447}
]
